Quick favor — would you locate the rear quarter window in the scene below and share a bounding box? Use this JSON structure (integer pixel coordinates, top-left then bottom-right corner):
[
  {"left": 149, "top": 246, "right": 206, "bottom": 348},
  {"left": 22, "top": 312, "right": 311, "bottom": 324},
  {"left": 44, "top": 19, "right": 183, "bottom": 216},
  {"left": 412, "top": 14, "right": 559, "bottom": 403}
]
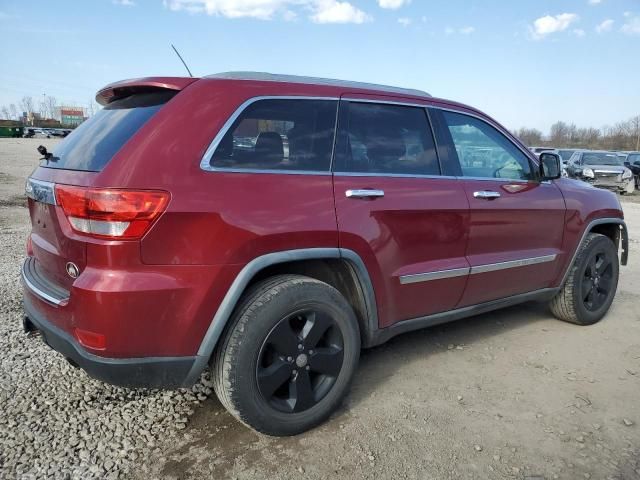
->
[{"left": 43, "top": 91, "right": 175, "bottom": 172}]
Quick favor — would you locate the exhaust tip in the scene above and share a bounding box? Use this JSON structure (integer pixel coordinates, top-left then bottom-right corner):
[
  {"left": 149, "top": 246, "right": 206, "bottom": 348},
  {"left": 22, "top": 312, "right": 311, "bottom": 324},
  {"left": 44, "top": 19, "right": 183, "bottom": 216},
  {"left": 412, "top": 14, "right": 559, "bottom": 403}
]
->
[{"left": 23, "top": 316, "right": 40, "bottom": 337}]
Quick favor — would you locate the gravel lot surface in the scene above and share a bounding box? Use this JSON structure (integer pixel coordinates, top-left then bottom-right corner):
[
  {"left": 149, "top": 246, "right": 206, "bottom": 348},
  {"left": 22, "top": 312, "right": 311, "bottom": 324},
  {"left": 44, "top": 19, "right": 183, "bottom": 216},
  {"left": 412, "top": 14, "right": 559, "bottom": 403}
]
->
[{"left": 1, "top": 138, "right": 639, "bottom": 479}]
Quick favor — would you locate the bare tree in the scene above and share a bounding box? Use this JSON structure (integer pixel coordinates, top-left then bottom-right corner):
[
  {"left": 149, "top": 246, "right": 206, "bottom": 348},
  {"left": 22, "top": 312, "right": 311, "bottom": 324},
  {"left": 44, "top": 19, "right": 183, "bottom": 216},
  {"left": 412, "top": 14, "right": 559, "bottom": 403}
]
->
[
  {"left": 514, "top": 127, "right": 543, "bottom": 146},
  {"left": 629, "top": 115, "right": 640, "bottom": 151},
  {"left": 549, "top": 121, "right": 570, "bottom": 146},
  {"left": 0, "top": 106, "right": 9, "bottom": 119},
  {"left": 9, "top": 104, "right": 18, "bottom": 121},
  {"left": 45, "top": 95, "right": 58, "bottom": 119},
  {"left": 20, "top": 96, "right": 35, "bottom": 116}
]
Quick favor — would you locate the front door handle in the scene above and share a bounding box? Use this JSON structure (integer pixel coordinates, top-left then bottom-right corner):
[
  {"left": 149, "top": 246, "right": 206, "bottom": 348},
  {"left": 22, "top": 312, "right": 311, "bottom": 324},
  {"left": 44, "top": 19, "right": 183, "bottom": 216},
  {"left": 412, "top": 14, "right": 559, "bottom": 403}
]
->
[
  {"left": 345, "top": 189, "right": 385, "bottom": 199},
  {"left": 473, "top": 190, "right": 501, "bottom": 200}
]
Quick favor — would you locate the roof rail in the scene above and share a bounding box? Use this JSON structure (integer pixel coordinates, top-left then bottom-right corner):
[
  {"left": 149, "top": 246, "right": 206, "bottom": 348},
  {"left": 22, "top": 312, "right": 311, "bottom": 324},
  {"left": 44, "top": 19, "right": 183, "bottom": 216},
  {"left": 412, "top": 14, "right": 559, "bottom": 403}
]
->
[{"left": 206, "top": 71, "right": 431, "bottom": 98}]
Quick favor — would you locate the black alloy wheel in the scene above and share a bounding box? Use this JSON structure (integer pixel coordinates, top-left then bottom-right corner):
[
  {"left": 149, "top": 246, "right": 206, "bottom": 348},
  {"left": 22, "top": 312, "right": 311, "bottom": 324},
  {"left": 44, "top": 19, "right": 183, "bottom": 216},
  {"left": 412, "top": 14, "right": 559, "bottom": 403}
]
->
[
  {"left": 257, "top": 309, "right": 344, "bottom": 413},
  {"left": 581, "top": 249, "right": 614, "bottom": 312}
]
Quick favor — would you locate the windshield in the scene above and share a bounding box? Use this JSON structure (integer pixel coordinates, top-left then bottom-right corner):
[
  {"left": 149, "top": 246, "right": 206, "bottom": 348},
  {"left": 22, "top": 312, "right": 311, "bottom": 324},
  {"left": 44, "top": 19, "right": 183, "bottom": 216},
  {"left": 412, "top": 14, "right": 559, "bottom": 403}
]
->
[
  {"left": 628, "top": 153, "right": 640, "bottom": 163},
  {"left": 558, "top": 150, "right": 575, "bottom": 161},
  {"left": 44, "top": 91, "right": 175, "bottom": 172},
  {"left": 582, "top": 152, "right": 623, "bottom": 166}
]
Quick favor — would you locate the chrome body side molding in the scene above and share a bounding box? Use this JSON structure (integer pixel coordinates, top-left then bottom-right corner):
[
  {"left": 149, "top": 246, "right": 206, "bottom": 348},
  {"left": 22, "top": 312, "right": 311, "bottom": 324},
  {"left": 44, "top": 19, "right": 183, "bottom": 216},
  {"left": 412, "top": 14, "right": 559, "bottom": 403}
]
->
[{"left": 398, "top": 254, "right": 557, "bottom": 285}]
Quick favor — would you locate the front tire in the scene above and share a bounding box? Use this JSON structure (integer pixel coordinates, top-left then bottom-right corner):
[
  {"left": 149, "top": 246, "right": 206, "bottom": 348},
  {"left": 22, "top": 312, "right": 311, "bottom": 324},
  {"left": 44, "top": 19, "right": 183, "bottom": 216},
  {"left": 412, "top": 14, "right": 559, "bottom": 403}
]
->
[
  {"left": 549, "top": 233, "right": 619, "bottom": 325},
  {"left": 212, "top": 275, "right": 360, "bottom": 436}
]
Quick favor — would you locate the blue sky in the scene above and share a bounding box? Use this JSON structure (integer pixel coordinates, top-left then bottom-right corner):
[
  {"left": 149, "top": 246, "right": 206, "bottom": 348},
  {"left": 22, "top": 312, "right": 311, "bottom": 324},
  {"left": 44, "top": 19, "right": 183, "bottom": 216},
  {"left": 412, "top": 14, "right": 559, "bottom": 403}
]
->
[{"left": 0, "top": 0, "right": 638, "bottom": 132}]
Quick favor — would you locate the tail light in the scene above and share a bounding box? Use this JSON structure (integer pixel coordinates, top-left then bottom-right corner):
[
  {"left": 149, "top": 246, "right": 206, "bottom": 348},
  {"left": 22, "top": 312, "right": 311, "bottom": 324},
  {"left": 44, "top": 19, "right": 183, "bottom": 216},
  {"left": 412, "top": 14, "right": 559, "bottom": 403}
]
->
[{"left": 55, "top": 185, "right": 170, "bottom": 240}]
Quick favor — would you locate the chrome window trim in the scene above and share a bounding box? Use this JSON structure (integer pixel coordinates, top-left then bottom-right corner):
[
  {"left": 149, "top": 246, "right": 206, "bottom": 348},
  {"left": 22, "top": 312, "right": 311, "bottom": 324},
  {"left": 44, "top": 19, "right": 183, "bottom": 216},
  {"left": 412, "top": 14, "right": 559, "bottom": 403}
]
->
[
  {"left": 398, "top": 254, "right": 557, "bottom": 285},
  {"left": 21, "top": 259, "right": 68, "bottom": 306},
  {"left": 334, "top": 171, "right": 457, "bottom": 180},
  {"left": 400, "top": 267, "right": 469, "bottom": 285},
  {"left": 199, "top": 96, "right": 340, "bottom": 174},
  {"left": 25, "top": 178, "right": 57, "bottom": 205}
]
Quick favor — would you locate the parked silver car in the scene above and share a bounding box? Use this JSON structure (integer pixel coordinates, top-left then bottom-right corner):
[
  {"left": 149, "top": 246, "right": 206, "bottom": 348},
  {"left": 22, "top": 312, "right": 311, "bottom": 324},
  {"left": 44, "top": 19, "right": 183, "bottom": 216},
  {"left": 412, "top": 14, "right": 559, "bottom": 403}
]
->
[{"left": 566, "top": 150, "right": 635, "bottom": 194}]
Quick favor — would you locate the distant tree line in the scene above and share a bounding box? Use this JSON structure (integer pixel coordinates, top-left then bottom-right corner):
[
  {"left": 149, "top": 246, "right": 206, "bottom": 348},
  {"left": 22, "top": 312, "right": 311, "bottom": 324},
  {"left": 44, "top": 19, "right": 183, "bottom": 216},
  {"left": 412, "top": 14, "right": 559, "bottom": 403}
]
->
[
  {"left": 515, "top": 115, "right": 640, "bottom": 152},
  {"left": 0, "top": 95, "right": 101, "bottom": 123}
]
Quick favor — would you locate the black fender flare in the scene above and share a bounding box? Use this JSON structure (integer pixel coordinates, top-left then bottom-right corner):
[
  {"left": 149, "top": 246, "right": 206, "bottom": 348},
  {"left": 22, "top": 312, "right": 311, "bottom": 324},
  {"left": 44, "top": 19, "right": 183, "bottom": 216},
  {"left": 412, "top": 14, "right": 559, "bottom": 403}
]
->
[{"left": 183, "top": 248, "right": 378, "bottom": 385}]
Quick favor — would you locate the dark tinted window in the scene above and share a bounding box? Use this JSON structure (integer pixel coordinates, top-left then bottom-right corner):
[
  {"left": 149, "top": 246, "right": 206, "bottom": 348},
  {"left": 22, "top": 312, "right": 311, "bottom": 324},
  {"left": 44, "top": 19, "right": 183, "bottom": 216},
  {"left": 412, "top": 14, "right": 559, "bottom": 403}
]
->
[
  {"left": 582, "top": 152, "right": 623, "bottom": 166},
  {"left": 443, "top": 111, "right": 531, "bottom": 180},
  {"left": 210, "top": 99, "right": 337, "bottom": 172},
  {"left": 45, "top": 91, "right": 175, "bottom": 172},
  {"left": 335, "top": 102, "right": 439, "bottom": 175}
]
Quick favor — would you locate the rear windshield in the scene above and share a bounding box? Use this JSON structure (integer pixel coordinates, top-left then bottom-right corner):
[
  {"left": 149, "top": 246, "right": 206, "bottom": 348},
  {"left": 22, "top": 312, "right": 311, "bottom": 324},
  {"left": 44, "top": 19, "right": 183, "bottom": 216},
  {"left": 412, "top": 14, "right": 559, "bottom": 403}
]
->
[{"left": 42, "top": 91, "right": 175, "bottom": 172}]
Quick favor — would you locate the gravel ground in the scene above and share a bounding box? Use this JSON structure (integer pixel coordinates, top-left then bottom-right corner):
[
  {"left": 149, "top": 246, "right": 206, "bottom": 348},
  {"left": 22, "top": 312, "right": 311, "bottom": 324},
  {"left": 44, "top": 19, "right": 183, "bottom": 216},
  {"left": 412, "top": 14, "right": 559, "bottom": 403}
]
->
[
  {"left": 1, "top": 138, "right": 639, "bottom": 479},
  {"left": 0, "top": 139, "right": 213, "bottom": 479}
]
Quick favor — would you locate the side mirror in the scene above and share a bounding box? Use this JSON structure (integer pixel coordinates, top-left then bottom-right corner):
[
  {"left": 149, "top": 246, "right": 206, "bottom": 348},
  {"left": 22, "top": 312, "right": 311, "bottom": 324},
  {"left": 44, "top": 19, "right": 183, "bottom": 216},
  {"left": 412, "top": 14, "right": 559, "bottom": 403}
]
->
[{"left": 539, "top": 152, "right": 562, "bottom": 180}]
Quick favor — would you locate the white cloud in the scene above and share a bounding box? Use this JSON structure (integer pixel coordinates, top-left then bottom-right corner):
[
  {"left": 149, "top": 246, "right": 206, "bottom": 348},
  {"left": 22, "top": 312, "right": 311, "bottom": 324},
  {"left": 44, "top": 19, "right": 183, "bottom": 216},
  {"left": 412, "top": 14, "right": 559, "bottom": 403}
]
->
[
  {"left": 445, "top": 26, "right": 475, "bottom": 35},
  {"left": 624, "top": 11, "right": 632, "bottom": 18},
  {"left": 530, "top": 13, "right": 578, "bottom": 39},
  {"left": 113, "top": 0, "right": 135, "bottom": 5},
  {"left": 164, "top": 0, "right": 371, "bottom": 23},
  {"left": 397, "top": 17, "right": 411, "bottom": 27},
  {"left": 572, "top": 28, "right": 586, "bottom": 37},
  {"left": 378, "top": 0, "right": 410, "bottom": 10},
  {"left": 588, "top": 0, "right": 602, "bottom": 5},
  {"left": 595, "top": 19, "right": 614, "bottom": 33},
  {"left": 310, "top": 0, "right": 371, "bottom": 24},
  {"left": 621, "top": 15, "right": 640, "bottom": 35}
]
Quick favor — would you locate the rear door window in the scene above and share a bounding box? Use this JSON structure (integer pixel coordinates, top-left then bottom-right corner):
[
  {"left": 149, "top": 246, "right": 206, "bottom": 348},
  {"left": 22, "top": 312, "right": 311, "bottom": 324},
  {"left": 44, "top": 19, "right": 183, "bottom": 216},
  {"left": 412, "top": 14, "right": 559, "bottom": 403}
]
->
[
  {"left": 210, "top": 99, "right": 338, "bottom": 172},
  {"left": 334, "top": 101, "right": 440, "bottom": 175},
  {"left": 45, "top": 91, "right": 175, "bottom": 172}
]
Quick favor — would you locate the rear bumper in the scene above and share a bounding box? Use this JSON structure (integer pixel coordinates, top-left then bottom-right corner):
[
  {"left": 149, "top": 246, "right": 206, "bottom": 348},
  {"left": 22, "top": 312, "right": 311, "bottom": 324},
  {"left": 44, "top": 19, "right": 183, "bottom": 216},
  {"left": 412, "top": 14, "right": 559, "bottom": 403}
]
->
[{"left": 23, "top": 295, "right": 197, "bottom": 388}]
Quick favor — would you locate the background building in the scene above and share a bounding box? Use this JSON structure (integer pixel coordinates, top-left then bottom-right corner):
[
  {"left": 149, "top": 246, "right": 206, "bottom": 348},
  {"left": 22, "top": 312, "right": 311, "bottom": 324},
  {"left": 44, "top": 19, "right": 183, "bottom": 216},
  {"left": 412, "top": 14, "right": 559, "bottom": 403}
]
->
[{"left": 55, "top": 106, "right": 87, "bottom": 127}]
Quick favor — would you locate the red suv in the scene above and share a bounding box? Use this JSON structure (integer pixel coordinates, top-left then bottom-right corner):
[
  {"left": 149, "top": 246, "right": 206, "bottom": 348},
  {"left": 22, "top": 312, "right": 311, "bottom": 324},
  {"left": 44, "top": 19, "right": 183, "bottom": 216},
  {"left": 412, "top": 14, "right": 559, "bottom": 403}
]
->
[{"left": 22, "top": 72, "right": 629, "bottom": 435}]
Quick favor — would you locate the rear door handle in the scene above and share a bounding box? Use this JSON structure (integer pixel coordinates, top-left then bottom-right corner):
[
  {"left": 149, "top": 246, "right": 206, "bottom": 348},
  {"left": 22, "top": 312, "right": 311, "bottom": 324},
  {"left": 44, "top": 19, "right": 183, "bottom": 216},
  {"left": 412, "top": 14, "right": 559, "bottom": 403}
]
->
[
  {"left": 345, "top": 189, "right": 385, "bottom": 199},
  {"left": 473, "top": 190, "right": 501, "bottom": 200}
]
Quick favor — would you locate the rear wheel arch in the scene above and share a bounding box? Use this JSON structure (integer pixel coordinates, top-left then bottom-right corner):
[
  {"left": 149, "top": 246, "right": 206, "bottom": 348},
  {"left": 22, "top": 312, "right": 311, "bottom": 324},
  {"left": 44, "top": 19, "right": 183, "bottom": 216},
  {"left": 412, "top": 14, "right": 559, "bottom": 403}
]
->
[{"left": 184, "top": 248, "right": 378, "bottom": 385}]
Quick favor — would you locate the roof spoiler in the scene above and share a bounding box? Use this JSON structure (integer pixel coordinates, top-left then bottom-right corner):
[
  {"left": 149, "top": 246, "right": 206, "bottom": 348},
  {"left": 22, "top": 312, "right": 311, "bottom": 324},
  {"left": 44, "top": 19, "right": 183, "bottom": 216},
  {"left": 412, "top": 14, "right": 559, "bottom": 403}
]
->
[{"left": 96, "top": 77, "right": 198, "bottom": 106}]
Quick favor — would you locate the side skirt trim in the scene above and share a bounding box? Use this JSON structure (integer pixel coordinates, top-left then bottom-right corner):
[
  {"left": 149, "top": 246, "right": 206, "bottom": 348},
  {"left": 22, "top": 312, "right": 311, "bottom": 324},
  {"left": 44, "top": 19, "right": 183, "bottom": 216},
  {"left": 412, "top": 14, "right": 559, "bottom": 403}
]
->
[{"left": 368, "top": 287, "right": 558, "bottom": 347}]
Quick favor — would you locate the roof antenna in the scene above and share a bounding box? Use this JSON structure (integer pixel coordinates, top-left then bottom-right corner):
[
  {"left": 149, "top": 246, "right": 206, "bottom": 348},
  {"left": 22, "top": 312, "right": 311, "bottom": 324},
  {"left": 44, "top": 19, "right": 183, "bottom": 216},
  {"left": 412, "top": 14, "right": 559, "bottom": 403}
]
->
[{"left": 171, "top": 44, "right": 193, "bottom": 77}]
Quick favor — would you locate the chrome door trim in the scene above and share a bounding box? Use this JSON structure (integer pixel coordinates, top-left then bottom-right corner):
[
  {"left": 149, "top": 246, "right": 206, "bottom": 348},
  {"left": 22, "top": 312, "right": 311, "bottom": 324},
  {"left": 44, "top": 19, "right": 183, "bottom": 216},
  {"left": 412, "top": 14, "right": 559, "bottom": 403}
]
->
[
  {"left": 398, "top": 254, "right": 558, "bottom": 285},
  {"left": 470, "top": 254, "right": 557, "bottom": 275},
  {"left": 200, "top": 95, "right": 339, "bottom": 173},
  {"left": 399, "top": 267, "right": 470, "bottom": 285}
]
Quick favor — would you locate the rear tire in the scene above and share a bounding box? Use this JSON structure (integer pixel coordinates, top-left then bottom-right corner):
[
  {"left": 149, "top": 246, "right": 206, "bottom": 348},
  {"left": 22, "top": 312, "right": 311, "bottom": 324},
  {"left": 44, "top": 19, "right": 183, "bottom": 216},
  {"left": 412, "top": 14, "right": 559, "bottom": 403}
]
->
[
  {"left": 549, "top": 233, "right": 619, "bottom": 325},
  {"left": 212, "top": 274, "right": 360, "bottom": 436}
]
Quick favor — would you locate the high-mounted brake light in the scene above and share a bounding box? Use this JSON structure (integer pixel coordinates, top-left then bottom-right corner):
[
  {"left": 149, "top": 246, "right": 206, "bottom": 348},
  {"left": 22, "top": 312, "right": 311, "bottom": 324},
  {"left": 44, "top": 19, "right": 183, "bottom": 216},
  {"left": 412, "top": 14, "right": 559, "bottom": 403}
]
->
[{"left": 55, "top": 185, "right": 170, "bottom": 240}]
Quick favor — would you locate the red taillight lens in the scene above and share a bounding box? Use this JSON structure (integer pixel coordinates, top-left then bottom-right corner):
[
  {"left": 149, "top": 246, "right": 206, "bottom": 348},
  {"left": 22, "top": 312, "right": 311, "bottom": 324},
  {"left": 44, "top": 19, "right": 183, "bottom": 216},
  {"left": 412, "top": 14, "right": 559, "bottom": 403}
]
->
[{"left": 55, "top": 185, "right": 170, "bottom": 240}]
